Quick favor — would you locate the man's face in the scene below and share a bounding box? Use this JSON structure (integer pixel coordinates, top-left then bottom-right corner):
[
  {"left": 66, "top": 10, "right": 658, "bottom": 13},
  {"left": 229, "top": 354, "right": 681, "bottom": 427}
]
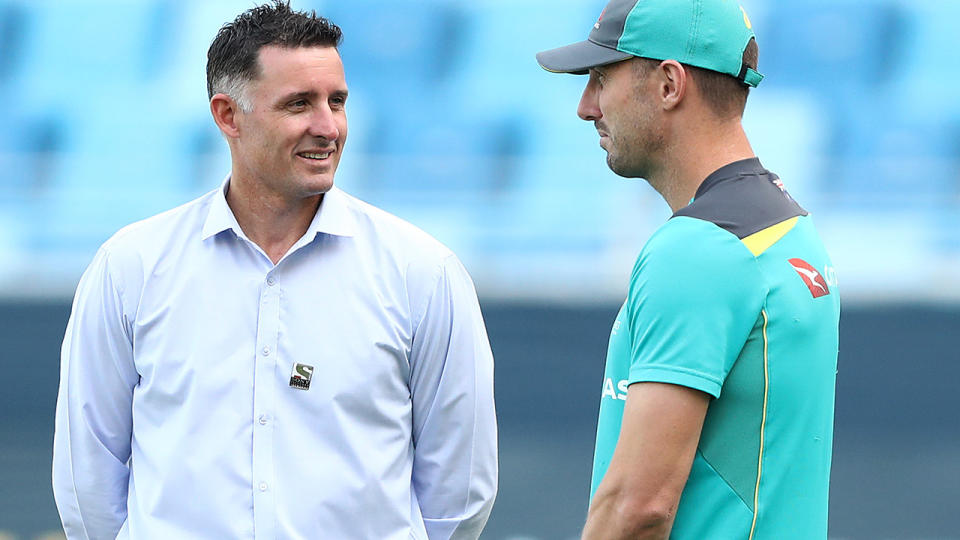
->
[
  {"left": 577, "top": 58, "right": 664, "bottom": 178},
  {"left": 232, "top": 45, "right": 348, "bottom": 199}
]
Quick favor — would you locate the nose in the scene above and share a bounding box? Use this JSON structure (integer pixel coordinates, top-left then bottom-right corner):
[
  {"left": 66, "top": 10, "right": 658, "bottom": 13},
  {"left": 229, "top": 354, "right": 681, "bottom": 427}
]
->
[
  {"left": 577, "top": 75, "right": 601, "bottom": 122},
  {"left": 308, "top": 106, "right": 340, "bottom": 141}
]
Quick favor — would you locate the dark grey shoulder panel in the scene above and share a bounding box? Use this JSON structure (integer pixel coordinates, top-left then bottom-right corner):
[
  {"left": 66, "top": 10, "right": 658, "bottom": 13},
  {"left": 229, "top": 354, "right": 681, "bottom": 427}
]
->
[{"left": 672, "top": 158, "right": 808, "bottom": 240}]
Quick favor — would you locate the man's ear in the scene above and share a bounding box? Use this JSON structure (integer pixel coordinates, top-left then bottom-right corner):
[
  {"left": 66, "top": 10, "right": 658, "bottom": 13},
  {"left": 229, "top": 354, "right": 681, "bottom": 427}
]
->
[
  {"left": 656, "top": 60, "right": 687, "bottom": 111},
  {"left": 210, "top": 94, "right": 242, "bottom": 139}
]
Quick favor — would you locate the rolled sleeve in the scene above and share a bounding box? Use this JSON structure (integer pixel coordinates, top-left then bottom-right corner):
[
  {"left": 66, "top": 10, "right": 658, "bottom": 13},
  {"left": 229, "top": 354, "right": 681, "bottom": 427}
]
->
[
  {"left": 409, "top": 255, "right": 497, "bottom": 540},
  {"left": 53, "top": 247, "right": 139, "bottom": 539}
]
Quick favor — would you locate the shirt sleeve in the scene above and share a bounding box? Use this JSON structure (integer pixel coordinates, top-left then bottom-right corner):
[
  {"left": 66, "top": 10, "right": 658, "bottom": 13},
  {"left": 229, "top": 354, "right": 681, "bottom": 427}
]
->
[
  {"left": 53, "top": 247, "right": 139, "bottom": 539},
  {"left": 626, "top": 218, "right": 766, "bottom": 398},
  {"left": 408, "top": 254, "right": 498, "bottom": 540}
]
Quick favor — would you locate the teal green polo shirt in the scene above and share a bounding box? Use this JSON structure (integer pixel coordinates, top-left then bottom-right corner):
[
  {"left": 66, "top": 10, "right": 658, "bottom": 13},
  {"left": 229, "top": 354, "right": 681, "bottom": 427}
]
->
[{"left": 591, "top": 159, "right": 840, "bottom": 539}]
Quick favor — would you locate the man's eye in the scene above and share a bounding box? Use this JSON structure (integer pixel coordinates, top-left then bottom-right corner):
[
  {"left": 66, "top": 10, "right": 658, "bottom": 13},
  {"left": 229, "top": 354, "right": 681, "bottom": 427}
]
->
[{"left": 290, "top": 100, "right": 307, "bottom": 108}]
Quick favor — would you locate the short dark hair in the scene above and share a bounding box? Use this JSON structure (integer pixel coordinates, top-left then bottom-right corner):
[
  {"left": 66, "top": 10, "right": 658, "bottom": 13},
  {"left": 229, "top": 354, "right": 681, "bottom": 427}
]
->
[
  {"left": 687, "top": 38, "right": 759, "bottom": 118},
  {"left": 206, "top": 0, "right": 342, "bottom": 108}
]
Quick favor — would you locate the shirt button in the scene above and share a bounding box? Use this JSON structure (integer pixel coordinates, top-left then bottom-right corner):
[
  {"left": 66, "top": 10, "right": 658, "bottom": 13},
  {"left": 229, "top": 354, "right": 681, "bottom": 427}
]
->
[
  {"left": 259, "top": 482, "right": 268, "bottom": 492},
  {"left": 258, "top": 415, "right": 269, "bottom": 426},
  {"left": 267, "top": 276, "right": 276, "bottom": 286},
  {"left": 262, "top": 346, "right": 271, "bottom": 356}
]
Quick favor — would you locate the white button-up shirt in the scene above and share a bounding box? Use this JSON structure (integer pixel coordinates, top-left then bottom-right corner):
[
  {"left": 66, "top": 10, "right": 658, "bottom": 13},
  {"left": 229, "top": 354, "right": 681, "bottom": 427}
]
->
[{"left": 53, "top": 181, "right": 498, "bottom": 539}]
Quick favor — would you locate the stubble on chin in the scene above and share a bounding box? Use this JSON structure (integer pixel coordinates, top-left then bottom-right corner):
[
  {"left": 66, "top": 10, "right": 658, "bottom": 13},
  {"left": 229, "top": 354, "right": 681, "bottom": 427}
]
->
[
  {"left": 605, "top": 147, "right": 640, "bottom": 179},
  {"left": 605, "top": 152, "right": 622, "bottom": 176}
]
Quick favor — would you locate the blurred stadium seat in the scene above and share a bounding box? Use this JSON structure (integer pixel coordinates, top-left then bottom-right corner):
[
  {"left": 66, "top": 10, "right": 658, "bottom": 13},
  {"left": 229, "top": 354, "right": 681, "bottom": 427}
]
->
[
  {"left": 13, "top": 1, "right": 163, "bottom": 109},
  {"left": 760, "top": 0, "right": 907, "bottom": 100},
  {"left": 0, "top": 0, "right": 956, "bottom": 299}
]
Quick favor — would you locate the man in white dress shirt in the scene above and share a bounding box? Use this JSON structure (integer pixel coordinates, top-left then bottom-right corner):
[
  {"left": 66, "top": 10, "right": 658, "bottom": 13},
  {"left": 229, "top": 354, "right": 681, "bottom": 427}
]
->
[{"left": 52, "top": 2, "right": 497, "bottom": 538}]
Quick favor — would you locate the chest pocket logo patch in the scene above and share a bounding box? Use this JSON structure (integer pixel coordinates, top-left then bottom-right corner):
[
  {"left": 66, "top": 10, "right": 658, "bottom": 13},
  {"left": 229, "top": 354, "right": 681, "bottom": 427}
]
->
[{"left": 289, "top": 363, "right": 315, "bottom": 390}]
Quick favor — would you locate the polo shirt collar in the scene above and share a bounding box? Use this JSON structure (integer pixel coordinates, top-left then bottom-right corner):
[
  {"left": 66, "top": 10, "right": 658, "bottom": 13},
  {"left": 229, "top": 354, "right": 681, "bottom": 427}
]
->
[
  {"left": 201, "top": 177, "right": 357, "bottom": 241},
  {"left": 694, "top": 157, "right": 768, "bottom": 199}
]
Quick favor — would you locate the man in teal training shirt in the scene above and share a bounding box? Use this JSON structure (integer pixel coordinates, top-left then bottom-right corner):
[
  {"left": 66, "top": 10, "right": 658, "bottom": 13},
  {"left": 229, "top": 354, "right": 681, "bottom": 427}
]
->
[{"left": 537, "top": 0, "right": 840, "bottom": 538}]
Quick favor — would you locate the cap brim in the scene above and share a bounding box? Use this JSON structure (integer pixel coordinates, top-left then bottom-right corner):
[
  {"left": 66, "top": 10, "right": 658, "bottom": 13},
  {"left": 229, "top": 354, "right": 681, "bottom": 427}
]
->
[{"left": 536, "top": 39, "right": 633, "bottom": 75}]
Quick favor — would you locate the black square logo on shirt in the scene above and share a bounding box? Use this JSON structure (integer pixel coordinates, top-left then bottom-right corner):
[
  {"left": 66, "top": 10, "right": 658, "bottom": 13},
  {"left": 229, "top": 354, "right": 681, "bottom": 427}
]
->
[{"left": 289, "top": 363, "right": 314, "bottom": 390}]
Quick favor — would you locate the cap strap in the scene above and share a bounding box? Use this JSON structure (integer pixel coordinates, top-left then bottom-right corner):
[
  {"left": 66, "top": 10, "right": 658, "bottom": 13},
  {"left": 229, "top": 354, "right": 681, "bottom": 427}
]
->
[
  {"left": 739, "top": 66, "right": 764, "bottom": 88},
  {"left": 743, "top": 68, "right": 763, "bottom": 87}
]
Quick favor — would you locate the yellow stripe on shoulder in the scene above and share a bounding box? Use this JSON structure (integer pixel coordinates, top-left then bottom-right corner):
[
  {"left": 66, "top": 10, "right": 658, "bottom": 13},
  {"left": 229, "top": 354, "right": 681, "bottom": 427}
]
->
[{"left": 741, "top": 216, "right": 800, "bottom": 256}]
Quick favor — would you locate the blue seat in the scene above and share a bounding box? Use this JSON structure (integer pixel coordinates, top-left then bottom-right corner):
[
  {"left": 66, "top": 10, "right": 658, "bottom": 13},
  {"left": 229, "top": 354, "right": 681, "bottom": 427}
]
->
[
  {"left": 14, "top": 2, "right": 163, "bottom": 111},
  {"left": 885, "top": 2, "right": 960, "bottom": 121},
  {"left": 321, "top": 0, "right": 461, "bottom": 110},
  {"left": 760, "top": 0, "right": 907, "bottom": 104},
  {"left": 0, "top": 1, "right": 27, "bottom": 85},
  {"left": 825, "top": 92, "right": 959, "bottom": 210}
]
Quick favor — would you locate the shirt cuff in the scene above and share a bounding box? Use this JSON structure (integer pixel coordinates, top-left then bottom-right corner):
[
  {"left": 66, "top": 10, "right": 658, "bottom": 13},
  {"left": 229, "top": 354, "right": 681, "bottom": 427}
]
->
[{"left": 628, "top": 365, "right": 722, "bottom": 398}]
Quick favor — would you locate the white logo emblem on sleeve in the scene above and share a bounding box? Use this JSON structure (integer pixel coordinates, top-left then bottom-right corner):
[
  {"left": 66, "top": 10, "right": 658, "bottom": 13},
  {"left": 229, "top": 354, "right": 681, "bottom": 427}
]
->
[{"left": 289, "top": 363, "right": 315, "bottom": 390}]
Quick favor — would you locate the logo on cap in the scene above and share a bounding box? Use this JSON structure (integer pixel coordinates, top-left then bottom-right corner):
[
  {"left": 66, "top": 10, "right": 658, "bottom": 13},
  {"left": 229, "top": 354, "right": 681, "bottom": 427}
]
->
[
  {"left": 740, "top": 5, "right": 753, "bottom": 30},
  {"left": 789, "top": 258, "right": 830, "bottom": 298},
  {"left": 289, "top": 363, "right": 315, "bottom": 390},
  {"left": 594, "top": 7, "right": 606, "bottom": 30}
]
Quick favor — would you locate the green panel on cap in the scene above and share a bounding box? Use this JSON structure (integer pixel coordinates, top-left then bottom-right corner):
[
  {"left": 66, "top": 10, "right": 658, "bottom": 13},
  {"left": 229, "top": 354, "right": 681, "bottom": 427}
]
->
[{"left": 616, "top": 0, "right": 758, "bottom": 83}]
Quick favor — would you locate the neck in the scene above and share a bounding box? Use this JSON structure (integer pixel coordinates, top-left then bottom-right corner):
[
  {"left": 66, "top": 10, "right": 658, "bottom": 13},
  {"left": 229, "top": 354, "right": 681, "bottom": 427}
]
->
[
  {"left": 649, "top": 119, "right": 755, "bottom": 212},
  {"left": 226, "top": 174, "right": 322, "bottom": 264}
]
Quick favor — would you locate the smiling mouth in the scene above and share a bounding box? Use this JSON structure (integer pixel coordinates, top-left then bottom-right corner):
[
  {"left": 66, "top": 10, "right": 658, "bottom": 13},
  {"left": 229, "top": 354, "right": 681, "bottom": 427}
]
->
[{"left": 298, "top": 151, "right": 332, "bottom": 160}]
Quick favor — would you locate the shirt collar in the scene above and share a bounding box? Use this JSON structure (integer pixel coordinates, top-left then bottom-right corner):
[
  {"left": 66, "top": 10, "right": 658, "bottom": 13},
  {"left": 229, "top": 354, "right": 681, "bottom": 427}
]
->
[
  {"left": 693, "top": 157, "right": 768, "bottom": 200},
  {"left": 201, "top": 177, "right": 243, "bottom": 240},
  {"left": 201, "top": 177, "right": 357, "bottom": 241},
  {"left": 306, "top": 184, "right": 356, "bottom": 239}
]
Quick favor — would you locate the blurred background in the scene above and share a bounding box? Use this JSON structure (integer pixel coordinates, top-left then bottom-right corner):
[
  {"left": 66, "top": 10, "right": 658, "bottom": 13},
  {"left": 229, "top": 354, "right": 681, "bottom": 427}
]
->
[{"left": 1, "top": 0, "right": 958, "bottom": 538}]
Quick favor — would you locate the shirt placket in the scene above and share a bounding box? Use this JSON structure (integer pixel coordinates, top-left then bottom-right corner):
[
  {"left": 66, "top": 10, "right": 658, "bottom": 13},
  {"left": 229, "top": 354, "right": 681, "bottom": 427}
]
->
[{"left": 253, "top": 270, "right": 280, "bottom": 538}]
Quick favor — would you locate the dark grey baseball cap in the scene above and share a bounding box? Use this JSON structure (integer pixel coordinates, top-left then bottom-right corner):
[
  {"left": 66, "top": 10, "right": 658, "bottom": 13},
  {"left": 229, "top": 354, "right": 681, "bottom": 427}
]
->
[{"left": 536, "top": 0, "right": 764, "bottom": 87}]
